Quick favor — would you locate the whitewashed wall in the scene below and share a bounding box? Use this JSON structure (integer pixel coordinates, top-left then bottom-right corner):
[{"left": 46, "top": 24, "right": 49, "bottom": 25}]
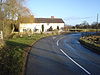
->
[
  {"left": 19, "top": 23, "right": 64, "bottom": 33},
  {"left": 48, "top": 23, "right": 64, "bottom": 30},
  {"left": 33, "top": 23, "right": 64, "bottom": 32},
  {"left": 19, "top": 23, "right": 35, "bottom": 32}
]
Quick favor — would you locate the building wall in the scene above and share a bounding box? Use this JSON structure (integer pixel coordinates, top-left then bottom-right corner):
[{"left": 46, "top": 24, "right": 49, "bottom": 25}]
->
[
  {"left": 48, "top": 23, "right": 64, "bottom": 30},
  {"left": 19, "top": 23, "right": 64, "bottom": 33},
  {"left": 19, "top": 23, "right": 35, "bottom": 33}
]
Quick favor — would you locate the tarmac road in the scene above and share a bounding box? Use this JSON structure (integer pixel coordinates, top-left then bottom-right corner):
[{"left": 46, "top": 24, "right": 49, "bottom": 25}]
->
[{"left": 25, "top": 33, "right": 100, "bottom": 75}]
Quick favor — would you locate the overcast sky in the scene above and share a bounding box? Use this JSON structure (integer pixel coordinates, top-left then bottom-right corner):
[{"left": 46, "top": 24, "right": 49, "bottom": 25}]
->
[{"left": 26, "top": 0, "right": 100, "bottom": 25}]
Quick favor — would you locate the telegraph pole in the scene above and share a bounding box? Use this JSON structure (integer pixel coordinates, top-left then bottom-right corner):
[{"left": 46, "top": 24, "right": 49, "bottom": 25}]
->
[{"left": 96, "top": 13, "right": 99, "bottom": 32}]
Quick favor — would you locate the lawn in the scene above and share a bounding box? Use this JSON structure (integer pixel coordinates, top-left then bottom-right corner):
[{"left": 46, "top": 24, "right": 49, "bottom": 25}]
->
[{"left": 6, "top": 34, "right": 48, "bottom": 48}]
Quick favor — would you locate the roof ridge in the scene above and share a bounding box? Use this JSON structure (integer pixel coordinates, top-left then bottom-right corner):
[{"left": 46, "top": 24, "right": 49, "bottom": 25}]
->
[
  {"left": 34, "top": 18, "right": 64, "bottom": 23},
  {"left": 35, "top": 18, "right": 62, "bottom": 19}
]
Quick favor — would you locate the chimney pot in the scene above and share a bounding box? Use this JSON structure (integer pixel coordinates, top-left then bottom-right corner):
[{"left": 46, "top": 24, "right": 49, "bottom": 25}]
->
[{"left": 51, "top": 16, "right": 54, "bottom": 18}]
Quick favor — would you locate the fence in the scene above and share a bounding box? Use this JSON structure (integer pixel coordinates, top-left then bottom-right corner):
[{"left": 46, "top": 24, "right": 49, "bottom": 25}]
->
[{"left": 0, "top": 31, "right": 3, "bottom": 40}]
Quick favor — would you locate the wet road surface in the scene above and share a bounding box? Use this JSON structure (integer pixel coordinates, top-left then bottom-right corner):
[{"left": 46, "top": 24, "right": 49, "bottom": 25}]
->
[{"left": 26, "top": 33, "right": 100, "bottom": 75}]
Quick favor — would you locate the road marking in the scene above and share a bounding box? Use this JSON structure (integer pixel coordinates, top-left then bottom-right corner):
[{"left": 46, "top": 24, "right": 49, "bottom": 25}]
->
[
  {"left": 57, "top": 40, "right": 59, "bottom": 46},
  {"left": 60, "top": 49, "right": 91, "bottom": 75},
  {"left": 56, "top": 37, "right": 65, "bottom": 46},
  {"left": 76, "top": 41, "right": 80, "bottom": 44},
  {"left": 56, "top": 35, "right": 91, "bottom": 74}
]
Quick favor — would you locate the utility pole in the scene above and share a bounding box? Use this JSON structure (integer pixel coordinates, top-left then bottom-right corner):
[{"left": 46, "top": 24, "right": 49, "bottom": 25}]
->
[{"left": 96, "top": 13, "right": 99, "bottom": 32}]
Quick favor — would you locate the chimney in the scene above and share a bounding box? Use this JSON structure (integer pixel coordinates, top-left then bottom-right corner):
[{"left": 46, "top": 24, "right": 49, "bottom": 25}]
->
[{"left": 51, "top": 16, "right": 55, "bottom": 19}]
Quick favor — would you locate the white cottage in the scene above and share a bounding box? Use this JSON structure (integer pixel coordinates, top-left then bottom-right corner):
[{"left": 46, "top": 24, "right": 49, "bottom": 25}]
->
[{"left": 19, "top": 16, "right": 65, "bottom": 33}]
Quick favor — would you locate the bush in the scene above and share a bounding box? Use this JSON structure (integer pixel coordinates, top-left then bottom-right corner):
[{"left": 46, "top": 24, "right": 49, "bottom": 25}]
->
[
  {"left": 0, "top": 47, "right": 24, "bottom": 75},
  {"left": 48, "top": 26, "right": 53, "bottom": 31}
]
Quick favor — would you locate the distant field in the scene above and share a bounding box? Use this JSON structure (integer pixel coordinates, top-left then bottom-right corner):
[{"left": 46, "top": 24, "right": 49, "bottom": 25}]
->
[{"left": 69, "top": 29, "right": 100, "bottom": 32}]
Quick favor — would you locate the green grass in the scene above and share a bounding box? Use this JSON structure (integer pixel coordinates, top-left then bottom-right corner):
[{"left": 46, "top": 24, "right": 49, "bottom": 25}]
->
[{"left": 6, "top": 34, "right": 52, "bottom": 48}]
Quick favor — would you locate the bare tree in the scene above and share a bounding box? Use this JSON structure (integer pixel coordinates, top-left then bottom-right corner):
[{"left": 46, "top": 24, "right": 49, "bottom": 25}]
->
[{"left": 0, "top": 0, "right": 33, "bottom": 38}]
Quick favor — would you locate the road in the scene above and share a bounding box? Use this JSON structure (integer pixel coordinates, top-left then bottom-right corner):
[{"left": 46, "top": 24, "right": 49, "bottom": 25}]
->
[{"left": 25, "top": 33, "right": 100, "bottom": 75}]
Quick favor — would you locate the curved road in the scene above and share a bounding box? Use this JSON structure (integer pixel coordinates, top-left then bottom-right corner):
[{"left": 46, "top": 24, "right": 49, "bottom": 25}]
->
[{"left": 26, "top": 33, "right": 100, "bottom": 75}]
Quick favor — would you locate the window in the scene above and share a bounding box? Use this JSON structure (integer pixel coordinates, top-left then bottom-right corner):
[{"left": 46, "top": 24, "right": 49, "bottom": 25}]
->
[{"left": 23, "top": 29, "right": 27, "bottom": 32}]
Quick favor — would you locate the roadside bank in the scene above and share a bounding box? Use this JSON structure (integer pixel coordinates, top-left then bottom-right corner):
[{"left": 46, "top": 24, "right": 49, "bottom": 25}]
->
[{"left": 79, "top": 34, "right": 100, "bottom": 54}]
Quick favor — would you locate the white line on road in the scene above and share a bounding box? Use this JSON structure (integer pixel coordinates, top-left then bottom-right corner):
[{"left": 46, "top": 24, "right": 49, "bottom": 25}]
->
[
  {"left": 56, "top": 37, "right": 65, "bottom": 46},
  {"left": 56, "top": 40, "right": 59, "bottom": 46},
  {"left": 60, "top": 49, "right": 91, "bottom": 75},
  {"left": 76, "top": 41, "right": 80, "bottom": 44}
]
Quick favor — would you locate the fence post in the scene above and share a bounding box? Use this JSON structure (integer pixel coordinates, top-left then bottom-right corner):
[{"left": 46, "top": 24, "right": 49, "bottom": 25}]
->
[{"left": 0, "top": 31, "right": 3, "bottom": 40}]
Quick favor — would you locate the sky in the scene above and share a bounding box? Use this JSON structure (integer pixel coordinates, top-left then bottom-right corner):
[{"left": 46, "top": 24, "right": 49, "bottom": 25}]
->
[{"left": 26, "top": 0, "right": 100, "bottom": 25}]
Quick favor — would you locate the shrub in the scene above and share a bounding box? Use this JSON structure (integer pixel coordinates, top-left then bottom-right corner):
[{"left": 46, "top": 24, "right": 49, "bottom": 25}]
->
[
  {"left": 41, "top": 25, "right": 44, "bottom": 32},
  {"left": 0, "top": 47, "right": 24, "bottom": 75},
  {"left": 57, "top": 26, "right": 59, "bottom": 30},
  {"left": 48, "top": 26, "right": 53, "bottom": 31}
]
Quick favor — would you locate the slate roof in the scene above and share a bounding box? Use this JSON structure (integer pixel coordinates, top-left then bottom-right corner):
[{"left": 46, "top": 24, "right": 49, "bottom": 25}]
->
[
  {"left": 34, "top": 18, "right": 64, "bottom": 23},
  {"left": 20, "top": 16, "right": 64, "bottom": 23}
]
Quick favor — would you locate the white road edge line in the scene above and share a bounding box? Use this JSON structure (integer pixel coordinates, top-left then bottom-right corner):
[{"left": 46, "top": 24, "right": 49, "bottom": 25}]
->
[
  {"left": 60, "top": 49, "right": 91, "bottom": 75},
  {"left": 56, "top": 40, "right": 59, "bottom": 46},
  {"left": 56, "top": 37, "right": 64, "bottom": 46}
]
